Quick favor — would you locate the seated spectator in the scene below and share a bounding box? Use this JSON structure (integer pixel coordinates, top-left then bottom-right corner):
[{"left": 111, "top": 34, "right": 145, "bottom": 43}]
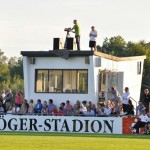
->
[
  {"left": 60, "top": 102, "right": 66, "bottom": 115},
  {"left": 65, "top": 100, "right": 73, "bottom": 116},
  {"left": 104, "top": 102, "right": 111, "bottom": 116},
  {"left": 79, "top": 101, "right": 87, "bottom": 116},
  {"left": 48, "top": 99, "right": 56, "bottom": 115},
  {"left": 0, "top": 101, "right": 4, "bottom": 114},
  {"left": 126, "top": 99, "right": 134, "bottom": 115},
  {"left": 51, "top": 107, "right": 57, "bottom": 116},
  {"left": 73, "top": 100, "right": 81, "bottom": 115},
  {"left": 57, "top": 107, "right": 65, "bottom": 116},
  {"left": 129, "top": 110, "right": 148, "bottom": 134},
  {"left": 34, "top": 99, "right": 43, "bottom": 114},
  {"left": 136, "top": 100, "right": 146, "bottom": 116},
  {"left": 113, "top": 100, "right": 121, "bottom": 115},
  {"left": 24, "top": 99, "right": 29, "bottom": 113},
  {"left": 20, "top": 101, "right": 28, "bottom": 115},
  {"left": 41, "top": 101, "right": 48, "bottom": 115},
  {"left": 28, "top": 99, "right": 35, "bottom": 114},
  {"left": 84, "top": 106, "right": 95, "bottom": 116},
  {"left": 12, "top": 103, "right": 20, "bottom": 114},
  {"left": 144, "top": 113, "right": 150, "bottom": 135},
  {"left": 107, "top": 100, "right": 113, "bottom": 109}
]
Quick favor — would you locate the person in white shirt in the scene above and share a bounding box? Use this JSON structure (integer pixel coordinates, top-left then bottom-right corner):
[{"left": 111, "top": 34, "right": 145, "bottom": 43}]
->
[
  {"left": 122, "top": 87, "right": 131, "bottom": 113},
  {"left": 89, "top": 26, "right": 97, "bottom": 51},
  {"left": 129, "top": 110, "right": 148, "bottom": 134}
]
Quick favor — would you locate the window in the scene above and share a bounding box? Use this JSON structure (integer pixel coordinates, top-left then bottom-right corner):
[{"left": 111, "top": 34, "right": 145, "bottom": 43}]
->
[
  {"left": 36, "top": 70, "right": 48, "bottom": 92},
  {"left": 137, "top": 61, "right": 142, "bottom": 75},
  {"left": 35, "top": 69, "right": 88, "bottom": 93}
]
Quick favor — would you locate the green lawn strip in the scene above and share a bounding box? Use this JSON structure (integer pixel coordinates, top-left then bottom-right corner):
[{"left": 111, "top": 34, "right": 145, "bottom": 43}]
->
[
  {"left": 0, "top": 135, "right": 149, "bottom": 150},
  {"left": 0, "top": 131, "right": 150, "bottom": 139}
]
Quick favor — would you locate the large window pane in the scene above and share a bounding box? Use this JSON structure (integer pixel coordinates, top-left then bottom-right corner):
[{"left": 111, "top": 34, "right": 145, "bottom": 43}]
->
[
  {"left": 77, "top": 70, "right": 88, "bottom": 93},
  {"left": 63, "top": 70, "right": 77, "bottom": 93},
  {"left": 49, "top": 70, "right": 62, "bottom": 92},
  {"left": 36, "top": 70, "right": 48, "bottom": 92}
]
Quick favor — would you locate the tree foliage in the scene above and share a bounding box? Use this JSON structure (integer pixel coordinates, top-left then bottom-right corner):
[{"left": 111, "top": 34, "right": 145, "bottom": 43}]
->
[{"left": 0, "top": 50, "right": 24, "bottom": 94}]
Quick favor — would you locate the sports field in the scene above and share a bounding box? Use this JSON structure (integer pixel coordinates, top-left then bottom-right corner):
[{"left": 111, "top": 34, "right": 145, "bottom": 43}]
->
[{"left": 0, "top": 132, "right": 149, "bottom": 150}]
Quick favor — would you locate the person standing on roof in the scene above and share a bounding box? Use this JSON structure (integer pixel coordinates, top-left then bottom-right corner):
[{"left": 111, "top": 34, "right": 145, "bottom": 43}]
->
[{"left": 71, "top": 19, "right": 80, "bottom": 50}]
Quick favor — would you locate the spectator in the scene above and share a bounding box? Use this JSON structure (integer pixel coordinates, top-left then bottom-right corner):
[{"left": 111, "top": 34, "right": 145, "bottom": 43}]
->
[
  {"left": 0, "top": 90, "right": 6, "bottom": 113},
  {"left": 71, "top": 19, "right": 80, "bottom": 50},
  {"left": 110, "top": 86, "right": 122, "bottom": 102},
  {"left": 129, "top": 110, "right": 148, "bottom": 134},
  {"left": 20, "top": 101, "right": 27, "bottom": 115},
  {"left": 0, "top": 101, "right": 4, "bottom": 114},
  {"left": 89, "top": 26, "right": 97, "bottom": 51},
  {"left": 4, "top": 88, "right": 13, "bottom": 112},
  {"left": 41, "top": 101, "right": 48, "bottom": 115},
  {"left": 84, "top": 106, "right": 95, "bottom": 116},
  {"left": 144, "top": 113, "right": 150, "bottom": 135},
  {"left": 73, "top": 100, "right": 81, "bottom": 115},
  {"left": 113, "top": 100, "right": 121, "bottom": 115},
  {"left": 136, "top": 100, "right": 146, "bottom": 116},
  {"left": 34, "top": 99, "right": 43, "bottom": 114},
  {"left": 48, "top": 99, "right": 56, "bottom": 115},
  {"left": 143, "top": 89, "right": 150, "bottom": 113},
  {"left": 126, "top": 99, "right": 134, "bottom": 116},
  {"left": 15, "top": 91, "right": 23, "bottom": 108},
  {"left": 122, "top": 87, "right": 131, "bottom": 113},
  {"left": 65, "top": 100, "right": 73, "bottom": 116},
  {"left": 104, "top": 102, "right": 111, "bottom": 116},
  {"left": 57, "top": 107, "right": 65, "bottom": 116},
  {"left": 28, "top": 99, "right": 35, "bottom": 114},
  {"left": 24, "top": 99, "right": 29, "bottom": 113}
]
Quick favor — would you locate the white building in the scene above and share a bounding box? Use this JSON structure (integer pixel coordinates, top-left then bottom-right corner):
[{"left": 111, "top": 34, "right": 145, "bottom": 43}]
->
[{"left": 21, "top": 50, "right": 146, "bottom": 108}]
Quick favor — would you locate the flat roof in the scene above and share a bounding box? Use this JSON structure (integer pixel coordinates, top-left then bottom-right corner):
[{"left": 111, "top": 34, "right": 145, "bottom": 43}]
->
[{"left": 21, "top": 50, "right": 146, "bottom": 61}]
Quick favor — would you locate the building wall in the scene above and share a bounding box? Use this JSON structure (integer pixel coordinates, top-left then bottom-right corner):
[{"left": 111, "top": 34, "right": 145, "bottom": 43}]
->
[
  {"left": 23, "top": 55, "right": 144, "bottom": 108},
  {"left": 23, "top": 56, "right": 97, "bottom": 106}
]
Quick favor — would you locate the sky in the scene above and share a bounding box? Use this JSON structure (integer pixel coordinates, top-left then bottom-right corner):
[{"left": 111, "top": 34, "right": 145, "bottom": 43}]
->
[{"left": 0, "top": 0, "right": 150, "bottom": 58}]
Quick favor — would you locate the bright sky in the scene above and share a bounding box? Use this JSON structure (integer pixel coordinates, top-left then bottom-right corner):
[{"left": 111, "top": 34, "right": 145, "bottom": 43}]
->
[{"left": 0, "top": 0, "right": 150, "bottom": 58}]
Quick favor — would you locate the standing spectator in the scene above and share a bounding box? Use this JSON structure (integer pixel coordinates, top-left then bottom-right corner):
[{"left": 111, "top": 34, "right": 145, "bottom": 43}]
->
[
  {"left": 4, "top": 88, "right": 13, "bottom": 112},
  {"left": 110, "top": 86, "right": 122, "bottom": 102},
  {"left": 89, "top": 26, "right": 97, "bottom": 51},
  {"left": 34, "top": 99, "right": 43, "bottom": 114},
  {"left": 126, "top": 99, "right": 134, "bottom": 115},
  {"left": 143, "top": 89, "right": 150, "bottom": 113},
  {"left": 122, "top": 87, "right": 131, "bottom": 113},
  {"left": 71, "top": 19, "right": 80, "bottom": 50},
  {"left": 0, "top": 90, "right": 6, "bottom": 113},
  {"left": 65, "top": 100, "right": 73, "bottom": 116},
  {"left": 48, "top": 99, "right": 56, "bottom": 115},
  {"left": 15, "top": 91, "right": 23, "bottom": 108},
  {"left": 0, "top": 101, "right": 4, "bottom": 114}
]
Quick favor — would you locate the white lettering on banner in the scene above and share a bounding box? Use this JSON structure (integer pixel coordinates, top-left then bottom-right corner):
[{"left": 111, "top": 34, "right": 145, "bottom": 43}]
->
[{"left": 0, "top": 115, "right": 122, "bottom": 134}]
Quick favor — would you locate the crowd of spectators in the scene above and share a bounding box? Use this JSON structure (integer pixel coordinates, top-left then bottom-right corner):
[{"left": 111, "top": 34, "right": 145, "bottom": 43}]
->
[{"left": 0, "top": 87, "right": 149, "bottom": 117}]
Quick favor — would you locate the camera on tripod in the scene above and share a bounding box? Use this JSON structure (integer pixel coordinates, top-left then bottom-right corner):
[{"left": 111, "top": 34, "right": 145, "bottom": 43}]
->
[{"left": 64, "top": 27, "right": 71, "bottom": 32}]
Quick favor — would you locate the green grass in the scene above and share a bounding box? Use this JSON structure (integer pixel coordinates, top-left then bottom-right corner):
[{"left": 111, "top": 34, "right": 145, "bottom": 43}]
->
[{"left": 0, "top": 132, "right": 150, "bottom": 150}]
